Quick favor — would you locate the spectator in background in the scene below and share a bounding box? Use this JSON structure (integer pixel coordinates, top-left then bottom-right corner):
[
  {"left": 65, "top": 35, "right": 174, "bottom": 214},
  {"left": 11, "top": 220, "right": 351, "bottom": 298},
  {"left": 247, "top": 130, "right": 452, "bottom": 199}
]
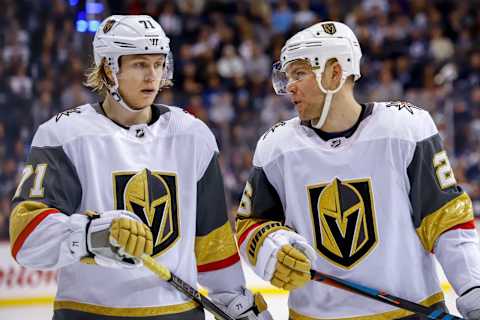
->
[
  {"left": 9, "top": 63, "right": 32, "bottom": 99},
  {"left": 32, "top": 91, "right": 53, "bottom": 130},
  {"left": 429, "top": 25, "right": 455, "bottom": 62},
  {"left": 369, "top": 63, "right": 403, "bottom": 101},
  {"left": 60, "top": 81, "right": 93, "bottom": 109},
  {"left": 293, "top": 0, "right": 317, "bottom": 28},
  {"left": 0, "top": 158, "right": 17, "bottom": 199},
  {"left": 271, "top": 0, "right": 294, "bottom": 34},
  {"left": 217, "top": 44, "right": 245, "bottom": 79},
  {"left": 159, "top": 1, "right": 182, "bottom": 36},
  {"left": 2, "top": 20, "right": 30, "bottom": 65},
  {"left": 0, "top": 196, "right": 11, "bottom": 239},
  {"left": 0, "top": 123, "right": 6, "bottom": 161},
  {"left": 243, "top": 43, "right": 270, "bottom": 82},
  {"left": 209, "top": 91, "right": 235, "bottom": 125}
]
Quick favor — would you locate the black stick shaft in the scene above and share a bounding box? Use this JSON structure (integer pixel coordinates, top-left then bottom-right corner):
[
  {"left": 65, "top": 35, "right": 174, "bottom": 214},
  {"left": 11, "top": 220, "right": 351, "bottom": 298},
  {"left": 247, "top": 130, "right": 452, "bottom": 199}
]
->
[
  {"left": 169, "top": 273, "right": 236, "bottom": 320},
  {"left": 311, "top": 270, "right": 464, "bottom": 320},
  {"left": 142, "top": 255, "right": 236, "bottom": 320}
]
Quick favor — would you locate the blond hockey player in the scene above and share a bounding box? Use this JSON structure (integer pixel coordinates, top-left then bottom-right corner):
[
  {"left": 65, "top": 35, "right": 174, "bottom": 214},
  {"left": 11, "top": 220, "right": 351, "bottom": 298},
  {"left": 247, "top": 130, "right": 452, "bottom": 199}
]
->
[{"left": 10, "top": 15, "right": 271, "bottom": 320}]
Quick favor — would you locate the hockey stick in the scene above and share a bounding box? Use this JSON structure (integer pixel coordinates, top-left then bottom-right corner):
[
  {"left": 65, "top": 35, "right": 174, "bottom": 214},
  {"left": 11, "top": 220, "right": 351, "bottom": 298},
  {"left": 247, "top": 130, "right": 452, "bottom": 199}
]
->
[
  {"left": 141, "top": 255, "right": 236, "bottom": 320},
  {"left": 311, "top": 269, "right": 464, "bottom": 320}
]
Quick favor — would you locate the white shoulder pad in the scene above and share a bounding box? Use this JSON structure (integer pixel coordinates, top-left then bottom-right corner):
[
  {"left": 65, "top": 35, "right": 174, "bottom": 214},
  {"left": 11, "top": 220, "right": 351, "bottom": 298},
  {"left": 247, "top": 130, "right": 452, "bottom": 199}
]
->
[
  {"left": 32, "top": 104, "right": 97, "bottom": 147},
  {"left": 168, "top": 106, "right": 219, "bottom": 153},
  {"left": 372, "top": 101, "right": 438, "bottom": 143},
  {"left": 253, "top": 118, "right": 299, "bottom": 167}
]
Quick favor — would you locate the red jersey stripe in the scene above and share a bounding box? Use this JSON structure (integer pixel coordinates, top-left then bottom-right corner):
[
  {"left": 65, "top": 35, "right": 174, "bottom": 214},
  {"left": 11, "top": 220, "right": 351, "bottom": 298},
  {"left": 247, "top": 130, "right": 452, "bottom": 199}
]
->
[
  {"left": 197, "top": 253, "right": 240, "bottom": 272},
  {"left": 12, "top": 209, "right": 61, "bottom": 260}
]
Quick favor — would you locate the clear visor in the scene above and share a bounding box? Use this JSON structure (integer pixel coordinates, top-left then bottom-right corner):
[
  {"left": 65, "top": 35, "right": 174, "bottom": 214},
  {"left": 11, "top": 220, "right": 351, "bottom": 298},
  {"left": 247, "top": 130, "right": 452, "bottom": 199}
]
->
[
  {"left": 272, "top": 61, "right": 288, "bottom": 95},
  {"left": 163, "top": 52, "right": 174, "bottom": 81},
  {"left": 272, "top": 60, "right": 317, "bottom": 95}
]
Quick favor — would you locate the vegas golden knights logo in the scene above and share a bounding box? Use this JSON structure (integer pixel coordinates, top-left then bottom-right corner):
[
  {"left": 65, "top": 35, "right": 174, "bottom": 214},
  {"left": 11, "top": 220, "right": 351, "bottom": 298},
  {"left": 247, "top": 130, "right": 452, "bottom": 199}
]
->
[
  {"left": 307, "top": 178, "right": 378, "bottom": 269},
  {"left": 103, "top": 19, "right": 116, "bottom": 34},
  {"left": 322, "top": 23, "right": 336, "bottom": 35},
  {"left": 113, "top": 169, "right": 180, "bottom": 257}
]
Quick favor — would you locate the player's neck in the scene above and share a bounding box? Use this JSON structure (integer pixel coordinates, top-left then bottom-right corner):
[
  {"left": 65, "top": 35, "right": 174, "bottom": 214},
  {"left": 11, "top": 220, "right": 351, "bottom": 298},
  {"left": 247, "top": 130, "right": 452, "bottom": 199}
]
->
[
  {"left": 102, "top": 96, "right": 152, "bottom": 127},
  {"left": 319, "top": 89, "right": 362, "bottom": 133}
]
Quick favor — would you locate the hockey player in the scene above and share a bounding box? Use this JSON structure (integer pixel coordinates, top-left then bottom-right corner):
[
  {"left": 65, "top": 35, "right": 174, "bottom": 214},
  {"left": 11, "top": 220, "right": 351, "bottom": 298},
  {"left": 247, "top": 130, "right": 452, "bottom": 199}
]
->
[
  {"left": 10, "top": 15, "right": 271, "bottom": 320},
  {"left": 236, "top": 21, "right": 480, "bottom": 319}
]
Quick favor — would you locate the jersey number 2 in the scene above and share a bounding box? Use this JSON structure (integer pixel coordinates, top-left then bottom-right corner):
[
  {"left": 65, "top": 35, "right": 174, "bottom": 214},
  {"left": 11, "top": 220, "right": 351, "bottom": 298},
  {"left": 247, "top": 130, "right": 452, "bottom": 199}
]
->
[
  {"left": 13, "top": 164, "right": 48, "bottom": 199},
  {"left": 433, "top": 151, "right": 456, "bottom": 189}
]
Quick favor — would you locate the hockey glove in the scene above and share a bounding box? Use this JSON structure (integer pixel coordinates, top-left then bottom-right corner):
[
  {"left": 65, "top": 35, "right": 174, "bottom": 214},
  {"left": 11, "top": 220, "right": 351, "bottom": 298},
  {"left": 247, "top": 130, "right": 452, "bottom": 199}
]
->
[
  {"left": 212, "top": 288, "right": 273, "bottom": 320},
  {"left": 254, "top": 229, "right": 316, "bottom": 290},
  {"left": 109, "top": 216, "right": 153, "bottom": 259},
  {"left": 457, "top": 287, "right": 480, "bottom": 319},
  {"left": 68, "top": 210, "right": 153, "bottom": 268}
]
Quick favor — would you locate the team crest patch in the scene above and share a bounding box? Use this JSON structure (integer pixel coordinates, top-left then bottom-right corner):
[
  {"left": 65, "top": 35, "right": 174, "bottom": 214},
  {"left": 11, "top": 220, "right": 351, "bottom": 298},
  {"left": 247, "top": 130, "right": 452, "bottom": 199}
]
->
[
  {"left": 307, "top": 178, "right": 378, "bottom": 269},
  {"left": 103, "top": 19, "right": 116, "bottom": 34},
  {"left": 113, "top": 169, "right": 180, "bottom": 257},
  {"left": 322, "top": 23, "right": 336, "bottom": 35}
]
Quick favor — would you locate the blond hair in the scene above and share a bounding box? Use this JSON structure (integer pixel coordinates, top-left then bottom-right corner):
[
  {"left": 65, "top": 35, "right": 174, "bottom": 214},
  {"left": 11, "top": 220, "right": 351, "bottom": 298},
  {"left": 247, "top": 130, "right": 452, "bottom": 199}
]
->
[{"left": 84, "top": 59, "right": 114, "bottom": 97}]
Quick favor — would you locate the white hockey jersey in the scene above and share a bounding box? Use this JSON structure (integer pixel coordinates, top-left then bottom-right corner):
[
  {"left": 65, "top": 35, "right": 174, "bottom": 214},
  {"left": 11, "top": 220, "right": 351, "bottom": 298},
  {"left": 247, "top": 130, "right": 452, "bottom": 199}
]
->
[
  {"left": 10, "top": 103, "right": 244, "bottom": 320},
  {"left": 237, "top": 102, "right": 477, "bottom": 319}
]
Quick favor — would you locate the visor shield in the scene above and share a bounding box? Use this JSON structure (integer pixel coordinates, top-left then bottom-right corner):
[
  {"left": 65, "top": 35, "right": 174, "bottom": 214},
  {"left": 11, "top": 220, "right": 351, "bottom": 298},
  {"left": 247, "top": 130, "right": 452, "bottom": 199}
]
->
[
  {"left": 162, "top": 52, "right": 174, "bottom": 81},
  {"left": 272, "top": 61, "right": 289, "bottom": 95},
  {"left": 272, "top": 60, "right": 317, "bottom": 95}
]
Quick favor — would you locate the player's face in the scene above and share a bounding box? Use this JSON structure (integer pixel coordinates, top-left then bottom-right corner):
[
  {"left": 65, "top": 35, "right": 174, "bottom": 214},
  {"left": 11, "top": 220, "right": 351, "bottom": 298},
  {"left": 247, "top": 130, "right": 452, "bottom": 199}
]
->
[
  {"left": 116, "top": 54, "right": 165, "bottom": 110},
  {"left": 285, "top": 60, "right": 325, "bottom": 121}
]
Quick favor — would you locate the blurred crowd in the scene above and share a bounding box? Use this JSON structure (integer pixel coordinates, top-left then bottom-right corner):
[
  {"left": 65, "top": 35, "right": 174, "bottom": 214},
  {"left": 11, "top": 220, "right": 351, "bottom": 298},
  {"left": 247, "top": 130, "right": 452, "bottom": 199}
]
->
[{"left": 0, "top": 0, "right": 479, "bottom": 240}]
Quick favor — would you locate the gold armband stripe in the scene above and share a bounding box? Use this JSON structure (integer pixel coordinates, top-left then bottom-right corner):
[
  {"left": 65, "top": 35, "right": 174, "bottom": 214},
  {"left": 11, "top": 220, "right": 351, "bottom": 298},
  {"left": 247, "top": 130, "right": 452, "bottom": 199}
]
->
[
  {"left": 416, "top": 192, "right": 474, "bottom": 252},
  {"left": 195, "top": 222, "right": 239, "bottom": 271},
  {"left": 10, "top": 201, "right": 60, "bottom": 259}
]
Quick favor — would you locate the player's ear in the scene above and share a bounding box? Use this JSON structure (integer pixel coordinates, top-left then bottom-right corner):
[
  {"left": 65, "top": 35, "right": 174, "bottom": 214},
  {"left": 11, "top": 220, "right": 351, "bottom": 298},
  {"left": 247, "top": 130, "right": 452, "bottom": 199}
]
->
[
  {"left": 324, "top": 59, "right": 342, "bottom": 89},
  {"left": 330, "top": 59, "right": 342, "bottom": 82}
]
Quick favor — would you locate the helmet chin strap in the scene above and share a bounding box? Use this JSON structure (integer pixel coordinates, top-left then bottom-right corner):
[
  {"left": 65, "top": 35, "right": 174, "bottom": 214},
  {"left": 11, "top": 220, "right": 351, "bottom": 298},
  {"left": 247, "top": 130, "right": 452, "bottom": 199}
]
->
[
  {"left": 311, "top": 70, "right": 346, "bottom": 129},
  {"left": 108, "top": 73, "right": 144, "bottom": 113}
]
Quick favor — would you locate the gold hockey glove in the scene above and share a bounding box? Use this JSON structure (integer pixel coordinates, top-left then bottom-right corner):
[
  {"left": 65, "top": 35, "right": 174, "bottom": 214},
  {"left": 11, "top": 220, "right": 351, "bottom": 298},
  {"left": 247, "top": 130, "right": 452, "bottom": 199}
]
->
[
  {"left": 271, "top": 244, "right": 312, "bottom": 290},
  {"left": 110, "top": 217, "right": 153, "bottom": 258},
  {"left": 242, "top": 228, "right": 316, "bottom": 291},
  {"left": 69, "top": 210, "right": 153, "bottom": 268}
]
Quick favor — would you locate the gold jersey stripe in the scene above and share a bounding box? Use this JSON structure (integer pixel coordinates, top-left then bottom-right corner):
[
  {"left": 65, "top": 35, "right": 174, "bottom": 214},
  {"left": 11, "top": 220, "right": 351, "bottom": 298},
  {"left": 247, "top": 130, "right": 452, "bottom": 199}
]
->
[
  {"left": 10, "top": 201, "right": 55, "bottom": 246},
  {"left": 237, "top": 218, "right": 264, "bottom": 238},
  {"left": 416, "top": 193, "right": 474, "bottom": 252},
  {"left": 54, "top": 299, "right": 199, "bottom": 317},
  {"left": 290, "top": 292, "right": 444, "bottom": 320},
  {"left": 195, "top": 222, "right": 238, "bottom": 266}
]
